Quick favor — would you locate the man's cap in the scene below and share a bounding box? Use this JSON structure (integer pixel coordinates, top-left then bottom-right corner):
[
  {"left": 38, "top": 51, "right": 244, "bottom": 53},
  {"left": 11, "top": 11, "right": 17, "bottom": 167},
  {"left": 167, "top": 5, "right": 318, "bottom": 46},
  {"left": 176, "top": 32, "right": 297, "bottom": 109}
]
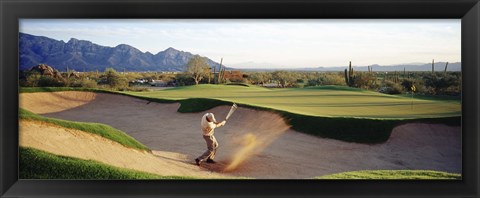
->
[{"left": 206, "top": 113, "right": 216, "bottom": 122}]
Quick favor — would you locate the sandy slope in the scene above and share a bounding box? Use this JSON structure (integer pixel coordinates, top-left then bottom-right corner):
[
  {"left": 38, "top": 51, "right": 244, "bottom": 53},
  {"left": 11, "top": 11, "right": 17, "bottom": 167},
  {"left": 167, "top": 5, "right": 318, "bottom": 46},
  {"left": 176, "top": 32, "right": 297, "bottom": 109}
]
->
[
  {"left": 20, "top": 91, "right": 97, "bottom": 114},
  {"left": 19, "top": 91, "right": 461, "bottom": 179},
  {"left": 19, "top": 120, "right": 228, "bottom": 178}
]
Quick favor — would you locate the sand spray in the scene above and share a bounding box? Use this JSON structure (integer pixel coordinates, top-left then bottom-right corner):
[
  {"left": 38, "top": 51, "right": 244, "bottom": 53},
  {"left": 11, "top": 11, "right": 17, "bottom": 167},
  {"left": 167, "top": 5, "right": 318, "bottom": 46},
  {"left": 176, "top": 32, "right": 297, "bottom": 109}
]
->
[{"left": 223, "top": 112, "right": 290, "bottom": 172}]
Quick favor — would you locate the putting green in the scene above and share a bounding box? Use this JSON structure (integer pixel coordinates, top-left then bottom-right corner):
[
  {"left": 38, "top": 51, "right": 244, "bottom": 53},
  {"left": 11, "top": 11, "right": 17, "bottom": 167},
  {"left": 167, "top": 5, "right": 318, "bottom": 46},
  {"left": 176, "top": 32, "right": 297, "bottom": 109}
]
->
[{"left": 126, "top": 85, "right": 460, "bottom": 119}]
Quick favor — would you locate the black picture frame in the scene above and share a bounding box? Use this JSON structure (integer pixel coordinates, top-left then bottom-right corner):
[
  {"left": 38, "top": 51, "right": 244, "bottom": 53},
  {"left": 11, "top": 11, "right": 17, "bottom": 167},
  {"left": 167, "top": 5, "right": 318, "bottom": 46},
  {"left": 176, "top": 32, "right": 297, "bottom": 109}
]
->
[{"left": 1, "top": 0, "right": 479, "bottom": 197}]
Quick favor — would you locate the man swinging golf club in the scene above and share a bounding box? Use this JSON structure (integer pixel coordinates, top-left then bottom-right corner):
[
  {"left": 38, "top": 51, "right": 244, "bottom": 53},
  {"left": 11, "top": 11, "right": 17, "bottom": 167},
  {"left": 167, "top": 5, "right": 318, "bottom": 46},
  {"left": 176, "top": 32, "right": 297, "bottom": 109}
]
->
[
  {"left": 195, "top": 104, "right": 237, "bottom": 166},
  {"left": 195, "top": 113, "right": 226, "bottom": 165}
]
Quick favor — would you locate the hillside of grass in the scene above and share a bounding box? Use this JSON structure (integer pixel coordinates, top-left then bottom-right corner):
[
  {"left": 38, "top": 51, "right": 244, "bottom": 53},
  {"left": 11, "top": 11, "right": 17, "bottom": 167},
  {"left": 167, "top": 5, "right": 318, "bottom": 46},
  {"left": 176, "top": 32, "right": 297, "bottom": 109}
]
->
[
  {"left": 20, "top": 147, "right": 194, "bottom": 179},
  {"left": 19, "top": 108, "right": 150, "bottom": 151},
  {"left": 316, "top": 170, "right": 461, "bottom": 179}
]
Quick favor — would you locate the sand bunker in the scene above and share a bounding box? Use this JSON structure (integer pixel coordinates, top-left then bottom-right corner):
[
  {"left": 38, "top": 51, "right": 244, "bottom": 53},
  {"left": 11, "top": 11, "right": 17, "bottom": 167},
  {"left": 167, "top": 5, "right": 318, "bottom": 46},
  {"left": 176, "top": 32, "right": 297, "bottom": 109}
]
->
[
  {"left": 20, "top": 120, "right": 227, "bottom": 178},
  {"left": 19, "top": 91, "right": 461, "bottom": 179},
  {"left": 20, "top": 91, "right": 97, "bottom": 114}
]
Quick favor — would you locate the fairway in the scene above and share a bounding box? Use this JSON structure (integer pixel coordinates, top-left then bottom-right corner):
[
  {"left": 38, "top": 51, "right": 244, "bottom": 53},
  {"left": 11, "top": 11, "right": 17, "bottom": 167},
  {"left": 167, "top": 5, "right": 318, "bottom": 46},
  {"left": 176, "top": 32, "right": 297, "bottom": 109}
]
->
[{"left": 127, "top": 85, "right": 461, "bottom": 119}]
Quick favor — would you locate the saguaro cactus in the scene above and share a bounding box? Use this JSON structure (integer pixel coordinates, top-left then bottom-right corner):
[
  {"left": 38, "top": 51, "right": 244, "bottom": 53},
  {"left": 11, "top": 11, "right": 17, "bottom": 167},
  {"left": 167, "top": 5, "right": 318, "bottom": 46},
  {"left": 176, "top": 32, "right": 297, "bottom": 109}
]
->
[
  {"left": 218, "top": 58, "right": 224, "bottom": 84},
  {"left": 432, "top": 59, "right": 435, "bottom": 73},
  {"left": 344, "top": 61, "right": 355, "bottom": 87},
  {"left": 444, "top": 62, "right": 449, "bottom": 74}
]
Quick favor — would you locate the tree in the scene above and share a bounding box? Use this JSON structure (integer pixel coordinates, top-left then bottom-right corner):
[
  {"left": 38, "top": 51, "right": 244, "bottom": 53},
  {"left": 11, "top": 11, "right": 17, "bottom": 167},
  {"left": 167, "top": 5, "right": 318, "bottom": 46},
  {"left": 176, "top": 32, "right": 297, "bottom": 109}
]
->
[
  {"left": 186, "top": 55, "right": 211, "bottom": 85},
  {"left": 272, "top": 71, "right": 297, "bottom": 88},
  {"left": 248, "top": 72, "right": 271, "bottom": 85},
  {"left": 101, "top": 68, "right": 128, "bottom": 89}
]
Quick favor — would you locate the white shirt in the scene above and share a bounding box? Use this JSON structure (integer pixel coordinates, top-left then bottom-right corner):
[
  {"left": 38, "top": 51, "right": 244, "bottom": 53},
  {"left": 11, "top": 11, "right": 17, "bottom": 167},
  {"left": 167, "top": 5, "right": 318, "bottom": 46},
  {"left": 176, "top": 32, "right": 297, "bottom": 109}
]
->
[{"left": 201, "top": 113, "right": 217, "bottom": 136}]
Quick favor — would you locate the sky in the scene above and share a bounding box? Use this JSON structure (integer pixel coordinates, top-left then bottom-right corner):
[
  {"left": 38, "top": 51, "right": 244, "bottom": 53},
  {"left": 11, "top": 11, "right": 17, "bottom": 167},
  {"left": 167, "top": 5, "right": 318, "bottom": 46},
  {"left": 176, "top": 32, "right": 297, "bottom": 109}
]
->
[{"left": 19, "top": 19, "right": 461, "bottom": 68}]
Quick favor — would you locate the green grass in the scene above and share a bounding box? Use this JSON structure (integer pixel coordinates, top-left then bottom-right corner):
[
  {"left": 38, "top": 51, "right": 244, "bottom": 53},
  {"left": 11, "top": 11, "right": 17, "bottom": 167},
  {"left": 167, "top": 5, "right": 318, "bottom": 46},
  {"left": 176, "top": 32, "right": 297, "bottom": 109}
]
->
[
  {"left": 396, "top": 93, "right": 461, "bottom": 102},
  {"left": 282, "top": 111, "right": 460, "bottom": 143},
  {"left": 20, "top": 147, "right": 194, "bottom": 179},
  {"left": 124, "top": 84, "right": 460, "bottom": 143},
  {"left": 316, "top": 170, "right": 461, "bottom": 179},
  {"left": 126, "top": 84, "right": 461, "bottom": 119},
  {"left": 177, "top": 98, "right": 232, "bottom": 113},
  {"left": 19, "top": 108, "right": 150, "bottom": 151}
]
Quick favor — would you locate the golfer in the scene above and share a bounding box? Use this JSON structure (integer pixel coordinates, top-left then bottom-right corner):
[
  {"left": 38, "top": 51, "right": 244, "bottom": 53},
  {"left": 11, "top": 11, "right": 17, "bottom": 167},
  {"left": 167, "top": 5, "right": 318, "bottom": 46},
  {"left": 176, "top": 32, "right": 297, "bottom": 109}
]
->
[{"left": 195, "top": 113, "right": 226, "bottom": 166}]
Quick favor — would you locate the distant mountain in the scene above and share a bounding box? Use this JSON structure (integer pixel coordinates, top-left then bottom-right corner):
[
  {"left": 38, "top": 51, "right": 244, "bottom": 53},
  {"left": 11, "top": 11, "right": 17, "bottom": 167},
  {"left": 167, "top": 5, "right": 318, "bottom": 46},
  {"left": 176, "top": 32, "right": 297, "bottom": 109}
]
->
[
  {"left": 307, "top": 62, "right": 461, "bottom": 72},
  {"left": 19, "top": 33, "right": 221, "bottom": 72},
  {"left": 229, "top": 61, "right": 290, "bottom": 69},
  {"left": 234, "top": 62, "right": 461, "bottom": 72}
]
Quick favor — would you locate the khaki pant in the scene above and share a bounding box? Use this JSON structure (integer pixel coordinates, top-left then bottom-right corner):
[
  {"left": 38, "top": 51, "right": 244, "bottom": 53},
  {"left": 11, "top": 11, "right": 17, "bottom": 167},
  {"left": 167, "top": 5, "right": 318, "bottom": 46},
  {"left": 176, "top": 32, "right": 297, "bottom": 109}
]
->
[{"left": 196, "top": 135, "right": 218, "bottom": 162}]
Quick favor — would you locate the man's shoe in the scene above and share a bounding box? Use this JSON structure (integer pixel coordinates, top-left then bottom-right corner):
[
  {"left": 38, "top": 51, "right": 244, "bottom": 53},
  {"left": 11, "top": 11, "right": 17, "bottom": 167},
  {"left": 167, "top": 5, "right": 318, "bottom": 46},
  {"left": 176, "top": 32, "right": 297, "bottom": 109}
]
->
[
  {"left": 206, "top": 159, "right": 216, "bottom": 164},
  {"left": 195, "top": 159, "right": 201, "bottom": 166}
]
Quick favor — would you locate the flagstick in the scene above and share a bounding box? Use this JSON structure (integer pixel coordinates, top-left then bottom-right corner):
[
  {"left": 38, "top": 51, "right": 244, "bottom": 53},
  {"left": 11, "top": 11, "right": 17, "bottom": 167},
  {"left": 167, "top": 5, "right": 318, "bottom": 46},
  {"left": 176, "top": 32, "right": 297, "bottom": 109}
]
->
[
  {"left": 410, "top": 85, "right": 415, "bottom": 110},
  {"left": 411, "top": 91, "right": 413, "bottom": 110}
]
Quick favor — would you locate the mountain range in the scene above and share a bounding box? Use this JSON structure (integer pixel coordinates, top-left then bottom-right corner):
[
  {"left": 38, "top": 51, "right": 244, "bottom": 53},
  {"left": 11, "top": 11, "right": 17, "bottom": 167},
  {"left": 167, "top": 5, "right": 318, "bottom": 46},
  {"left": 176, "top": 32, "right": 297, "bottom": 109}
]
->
[
  {"left": 301, "top": 62, "right": 461, "bottom": 72},
  {"left": 20, "top": 32, "right": 461, "bottom": 72},
  {"left": 234, "top": 62, "right": 461, "bottom": 72},
  {"left": 19, "top": 33, "right": 221, "bottom": 72}
]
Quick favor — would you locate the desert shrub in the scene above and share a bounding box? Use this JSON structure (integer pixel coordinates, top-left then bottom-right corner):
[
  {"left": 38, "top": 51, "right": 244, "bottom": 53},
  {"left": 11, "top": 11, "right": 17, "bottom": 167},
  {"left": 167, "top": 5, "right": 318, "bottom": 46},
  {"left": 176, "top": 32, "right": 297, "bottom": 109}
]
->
[
  {"left": 247, "top": 72, "right": 272, "bottom": 85},
  {"left": 20, "top": 70, "right": 65, "bottom": 87},
  {"left": 306, "top": 79, "right": 318, "bottom": 87},
  {"left": 351, "top": 72, "right": 378, "bottom": 90},
  {"left": 326, "top": 73, "right": 347, "bottom": 86},
  {"left": 423, "top": 73, "right": 460, "bottom": 95},
  {"left": 444, "top": 85, "right": 461, "bottom": 96},
  {"left": 272, "top": 71, "right": 298, "bottom": 88},
  {"left": 226, "top": 75, "right": 245, "bottom": 83},
  {"left": 306, "top": 73, "right": 346, "bottom": 87},
  {"left": 293, "top": 83, "right": 304, "bottom": 88},
  {"left": 20, "top": 72, "right": 41, "bottom": 87},
  {"left": 117, "top": 86, "right": 149, "bottom": 92},
  {"left": 37, "top": 75, "right": 65, "bottom": 87},
  {"left": 100, "top": 68, "right": 129, "bottom": 89},
  {"left": 75, "top": 78, "right": 98, "bottom": 88},
  {"left": 400, "top": 79, "right": 415, "bottom": 92},
  {"left": 175, "top": 73, "right": 196, "bottom": 86},
  {"left": 379, "top": 80, "right": 403, "bottom": 94},
  {"left": 124, "top": 72, "right": 143, "bottom": 82}
]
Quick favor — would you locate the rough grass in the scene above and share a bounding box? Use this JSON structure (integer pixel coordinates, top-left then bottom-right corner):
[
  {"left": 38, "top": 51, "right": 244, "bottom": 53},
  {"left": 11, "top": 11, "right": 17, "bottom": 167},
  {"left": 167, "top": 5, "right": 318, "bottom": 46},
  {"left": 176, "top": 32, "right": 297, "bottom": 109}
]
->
[
  {"left": 316, "top": 170, "right": 461, "bottom": 179},
  {"left": 19, "top": 108, "right": 150, "bottom": 151},
  {"left": 20, "top": 147, "right": 195, "bottom": 179}
]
